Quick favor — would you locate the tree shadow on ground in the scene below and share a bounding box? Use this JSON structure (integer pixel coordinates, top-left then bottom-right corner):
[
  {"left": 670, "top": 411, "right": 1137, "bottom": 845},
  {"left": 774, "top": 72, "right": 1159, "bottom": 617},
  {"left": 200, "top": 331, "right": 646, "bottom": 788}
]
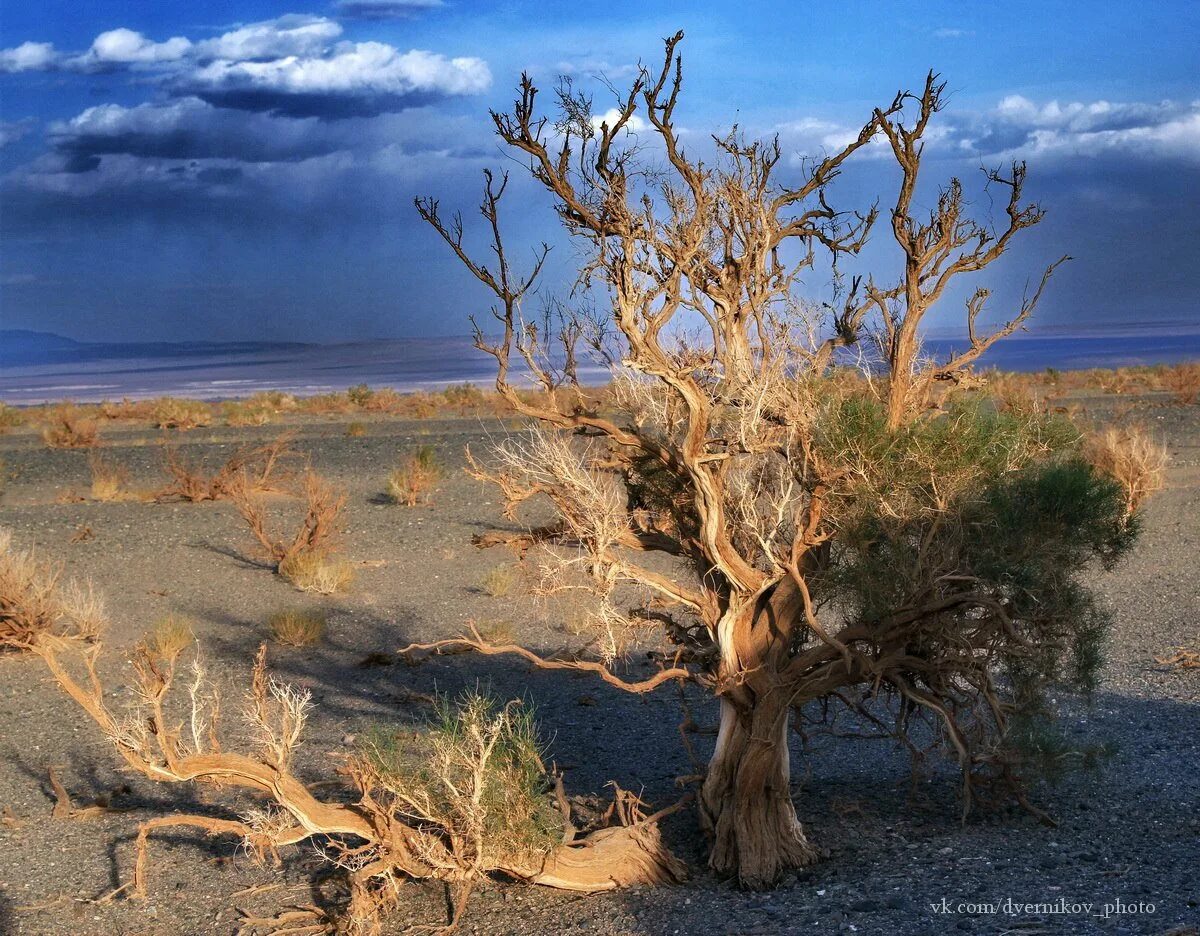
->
[{"left": 12, "top": 602, "right": 1196, "bottom": 935}]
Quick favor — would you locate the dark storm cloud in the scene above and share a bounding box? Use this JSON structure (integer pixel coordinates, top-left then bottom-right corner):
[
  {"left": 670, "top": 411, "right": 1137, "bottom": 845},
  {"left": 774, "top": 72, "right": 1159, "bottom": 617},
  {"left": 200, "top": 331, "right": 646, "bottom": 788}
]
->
[
  {"left": 47, "top": 98, "right": 354, "bottom": 164},
  {"left": 334, "top": 0, "right": 445, "bottom": 20}
]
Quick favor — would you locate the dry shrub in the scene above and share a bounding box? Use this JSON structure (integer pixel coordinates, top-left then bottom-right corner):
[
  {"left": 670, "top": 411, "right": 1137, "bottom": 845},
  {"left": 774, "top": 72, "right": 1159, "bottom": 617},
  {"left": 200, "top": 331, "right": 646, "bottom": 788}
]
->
[
  {"left": 443, "top": 382, "right": 495, "bottom": 414},
  {"left": 1084, "top": 425, "right": 1167, "bottom": 518},
  {"left": 97, "top": 397, "right": 156, "bottom": 421},
  {"left": 88, "top": 451, "right": 129, "bottom": 502},
  {"left": 362, "top": 387, "right": 403, "bottom": 413},
  {"left": 346, "top": 421, "right": 367, "bottom": 437},
  {"left": 20, "top": 608, "right": 683, "bottom": 933},
  {"left": 1164, "top": 362, "right": 1200, "bottom": 405},
  {"left": 222, "top": 399, "right": 274, "bottom": 427},
  {"left": 362, "top": 694, "right": 562, "bottom": 871},
  {"left": 151, "top": 397, "right": 212, "bottom": 430},
  {"left": 268, "top": 608, "right": 326, "bottom": 646},
  {"left": 481, "top": 564, "right": 518, "bottom": 598},
  {"left": 347, "top": 384, "right": 374, "bottom": 407},
  {"left": 146, "top": 614, "right": 196, "bottom": 657},
  {"left": 0, "top": 403, "right": 24, "bottom": 434},
  {"left": 41, "top": 404, "right": 99, "bottom": 449},
  {"left": 0, "top": 530, "right": 104, "bottom": 650},
  {"left": 385, "top": 445, "right": 443, "bottom": 506},
  {"left": 230, "top": 469, "right": 351, "bottom": 592},
  {"left": 159, "top": 432, "right": 300, "bottom": 502},
  {"left": 398, "top": 391, "right": 439, "bottom": 419},
  {"left": 4, "top": 544, "right": 683, "bottom": 931},
  {"left": 298, "top": 392, "right": 352, "bottom": 415}
]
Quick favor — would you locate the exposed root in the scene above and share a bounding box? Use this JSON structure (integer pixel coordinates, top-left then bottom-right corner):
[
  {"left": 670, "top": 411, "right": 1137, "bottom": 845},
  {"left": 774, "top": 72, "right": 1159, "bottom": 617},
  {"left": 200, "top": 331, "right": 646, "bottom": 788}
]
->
[{"left": 1156, "top": 647, "right": 1200, "bottom": 670}]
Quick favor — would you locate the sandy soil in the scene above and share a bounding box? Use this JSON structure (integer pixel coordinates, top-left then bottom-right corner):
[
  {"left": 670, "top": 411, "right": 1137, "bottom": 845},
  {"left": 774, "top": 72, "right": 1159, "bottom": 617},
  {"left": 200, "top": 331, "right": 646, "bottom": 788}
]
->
[{"left": 0, "top": 400, "right": 1196, "bottom": 935}]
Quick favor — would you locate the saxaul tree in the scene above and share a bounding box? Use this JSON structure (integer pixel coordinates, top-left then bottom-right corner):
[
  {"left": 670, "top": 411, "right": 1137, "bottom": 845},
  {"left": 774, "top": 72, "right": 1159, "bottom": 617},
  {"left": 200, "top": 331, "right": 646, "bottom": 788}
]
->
[{"left": 417, "top": 31, "right": 1139, "bottom": 887}]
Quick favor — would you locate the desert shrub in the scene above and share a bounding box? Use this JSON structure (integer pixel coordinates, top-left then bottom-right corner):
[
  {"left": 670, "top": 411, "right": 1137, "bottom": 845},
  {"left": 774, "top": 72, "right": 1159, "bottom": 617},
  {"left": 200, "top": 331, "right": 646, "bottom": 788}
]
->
[
  {"left": 0, "top": 403, "right": 24, "bottom": 433},
  {"left": 385, "top": 445, "right": 443, "bottom": 506},
  {"left": 443, "top": 382, "right": 485, "bottom": 411},
  {"left": 145, "top": 614, "right": 196, "bottom": 658},
  {"left": 252, "top": 390, "right": 297, "bottom": 411},
  {"left": 16, "top": 594, "right": 682, "bottom": 932},
  {"left": 297, "top": 391, "right": 351, "bottom": 415},
  {"left": 0, "top": 530, "right": 104, "bottom": 650},
  {"left": 1084, "top": 425, "right": 1167, "bottom": 518},
  {"left": 361, "top": 387, "right": 403, "bottom": 412},
  {"left": 222, "top": 399, "right": 274, "bottom": 427},
  {"left": 229, "top": 469, "right": 350, "bottom": 592},
  {"left": 480, "top": 563, "right": 518, "bottom": 598},
  {"left": 268, "top": 608, "right": 326, "bottom": 646},
  {"left": 159, "top": 432, "right": 300, "bottom": 502},
  {"left": 346, "top": 421, "right": 367, "bottom": 437},
  {"left": 88, "top": 451, "right": 129, "bottom": 502},
  {"left": 97, "top": 397, "right": 157, "bottom": 421},
  {"left": 152, "top": 397, "right": 212, "bottom": 430},
  {"left": 1164, "top": 362, "right": 1200, "bottom": 405},
  {"left": 398, "top": 391, "right": 439, "bottom": 419},
  {"left": 41, "top": 404, "right": 99, "bottom": 448},
  {"left": 347, "top": 383, "right": 375, "bottom": 407}
]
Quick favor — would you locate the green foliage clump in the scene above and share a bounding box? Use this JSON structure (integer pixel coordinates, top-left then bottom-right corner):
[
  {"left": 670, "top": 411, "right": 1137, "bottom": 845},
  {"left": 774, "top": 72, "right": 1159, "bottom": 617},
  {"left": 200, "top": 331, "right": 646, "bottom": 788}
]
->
[
  {"left": 810, "top": 394, "right": 1133, "bottom": 782},
  {"left": 361, "top": 693, "right": 561, "bottom": 866}
]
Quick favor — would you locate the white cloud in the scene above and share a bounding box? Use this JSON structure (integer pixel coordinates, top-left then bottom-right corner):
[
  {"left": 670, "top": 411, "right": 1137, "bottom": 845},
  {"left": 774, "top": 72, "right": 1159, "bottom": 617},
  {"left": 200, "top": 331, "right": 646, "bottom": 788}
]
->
[
  {"left": 970, "top": 95, "right": 1200, "bottom": 162},
  {"left": 556, "top": 57, "right": 639, "bottom": 81},
  {"left": 82, "top": 28, "right": 192, "bottom": 65},
  {"left": 0, "top": 41, "right": 58, "bottom": 73},
  {"left": 933, "top": 28, "right": 974, "bottom": 39},
  {"left": 0, "top": 118, "right": 36, "bottom": 147},
  {"left": 182, "top": 43, "right": 491, "bottom": 116},
  {"left": 195, "top": 15, "right": 343, "bottom": 62},
  {"left": 590, "top": 107, "right": 648, "bottom": 134},
  {"left": 772, "top": 94, "right": 1200, "bottom": 167}
]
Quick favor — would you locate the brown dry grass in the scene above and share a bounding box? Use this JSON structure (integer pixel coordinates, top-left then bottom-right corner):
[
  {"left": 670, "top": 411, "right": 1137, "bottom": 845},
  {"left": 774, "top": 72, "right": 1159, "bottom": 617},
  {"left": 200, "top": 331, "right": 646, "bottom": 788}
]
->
[
  {"left": 0, "top": 403, "right": 24, "bottom": 434},
  {"left": 267, "top": 608, "right": 327, "bottom": 646},
  {"left": 145, "top": 614, "right": 197, "bottom": 657},
  {"left": 88, "top": 451, "right": 130, "bottom": 502},
  {"left": 480, "top": 564, "right": 518, "bottom": 598}
]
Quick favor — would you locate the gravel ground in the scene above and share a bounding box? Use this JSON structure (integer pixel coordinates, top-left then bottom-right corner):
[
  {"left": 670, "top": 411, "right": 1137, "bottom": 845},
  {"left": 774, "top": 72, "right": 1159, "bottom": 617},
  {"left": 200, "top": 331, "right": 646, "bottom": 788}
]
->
[{"left": 0, "top": 399, "right": 1196, "bottom": 936}]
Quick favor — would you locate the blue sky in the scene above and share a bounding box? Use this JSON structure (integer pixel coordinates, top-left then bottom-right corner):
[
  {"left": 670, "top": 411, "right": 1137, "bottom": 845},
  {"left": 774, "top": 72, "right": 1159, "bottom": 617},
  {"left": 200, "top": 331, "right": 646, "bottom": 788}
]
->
[{"left": 1, "top": 0, "right": 1197, "bottom": 343}]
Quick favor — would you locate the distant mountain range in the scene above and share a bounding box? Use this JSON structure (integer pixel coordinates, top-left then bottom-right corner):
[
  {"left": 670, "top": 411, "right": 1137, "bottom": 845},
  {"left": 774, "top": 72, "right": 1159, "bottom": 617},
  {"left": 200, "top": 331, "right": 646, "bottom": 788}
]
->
[{"left": 0, "top": 329, "right": 314, "bottom": 367}]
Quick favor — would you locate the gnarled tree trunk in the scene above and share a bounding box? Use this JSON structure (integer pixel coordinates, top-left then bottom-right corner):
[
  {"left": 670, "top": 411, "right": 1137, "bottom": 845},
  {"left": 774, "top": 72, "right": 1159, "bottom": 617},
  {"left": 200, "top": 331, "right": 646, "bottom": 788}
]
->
[
  {"left": 699, "top": 581, "right": 819, "bottom": 888},
  {"left": 700, "top": 696, "right": 817, "bottom": 888}
]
